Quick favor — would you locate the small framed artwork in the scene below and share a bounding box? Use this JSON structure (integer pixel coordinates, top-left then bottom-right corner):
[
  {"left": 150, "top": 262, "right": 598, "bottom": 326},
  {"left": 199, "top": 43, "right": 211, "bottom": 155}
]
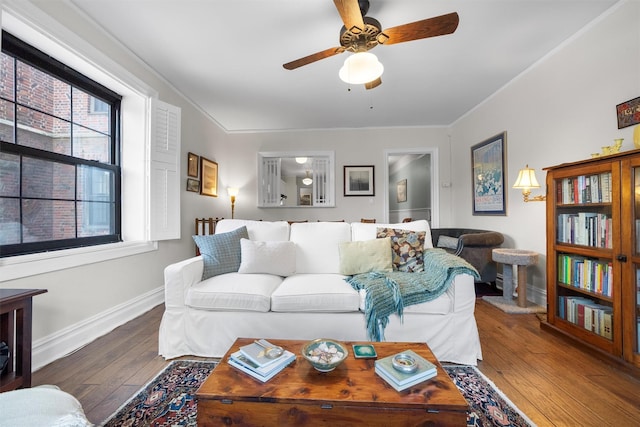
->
[
  {"left": 471, "top": 132, "right": 507, "bottom": 215},
  {"left": 396, "top": 179, "right": 407, "bottom": 203},
  {"left": 186, "top": 178, "right": 199, "bottom": 192},
  {"left": 344, "top": 165, "right": 375, "bottom": 196},
  {"left": 299, "top": 187, "right": 312, "bottom": 206},
  {"left": 187, "top": 152, "right": 199, "bottom": 177},
  {"left": 616, "top": 96, "right": 640, "bottom": 129},
  {"left": 200, "top": 156, "right": 218, "bottom": 197}
]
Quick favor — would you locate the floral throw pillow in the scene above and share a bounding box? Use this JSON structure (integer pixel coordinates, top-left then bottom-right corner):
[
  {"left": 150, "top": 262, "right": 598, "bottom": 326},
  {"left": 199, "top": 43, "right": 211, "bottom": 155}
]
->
[{"left": 376, "top": 227, "right": 426, "bottom": 272}]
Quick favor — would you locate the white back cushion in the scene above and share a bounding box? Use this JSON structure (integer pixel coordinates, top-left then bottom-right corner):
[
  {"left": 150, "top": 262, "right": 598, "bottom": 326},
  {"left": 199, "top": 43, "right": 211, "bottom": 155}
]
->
[
  {"left": 290, "top": 222, "right": 352, "bottom": 274},
  {"left": 216, "top": 219, "right": 290, "bottom": 241},
  {"left": 350, "top": 220, "right": 433, "bottom": 248}
]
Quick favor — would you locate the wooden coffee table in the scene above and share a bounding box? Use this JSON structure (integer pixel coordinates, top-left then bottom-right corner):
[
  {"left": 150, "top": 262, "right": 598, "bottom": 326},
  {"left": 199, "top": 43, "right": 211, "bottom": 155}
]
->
[{"left": 197, "top": 338, "right": 468, "bottom": 426}]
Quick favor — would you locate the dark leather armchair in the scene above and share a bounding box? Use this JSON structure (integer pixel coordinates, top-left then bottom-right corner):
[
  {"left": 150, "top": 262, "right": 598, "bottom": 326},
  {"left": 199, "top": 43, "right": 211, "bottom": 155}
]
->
[{"left": 430, "top": 228, "right": 504, "bottom": 283}]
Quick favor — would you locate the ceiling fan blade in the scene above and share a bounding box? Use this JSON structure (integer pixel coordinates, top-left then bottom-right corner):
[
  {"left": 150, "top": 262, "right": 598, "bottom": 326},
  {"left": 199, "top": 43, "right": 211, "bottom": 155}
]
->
[
  {"left": 364, "top": 77, "right": 381, "bottom": 90},
  {"left": 333, "top": 0, "right": 365, "bottom": 33},
  {"left": 380, "top": 12, "right": 459, "bottom": 45},
  {"left": 283, "top": 47, "right": 345, "bottom": 70}
]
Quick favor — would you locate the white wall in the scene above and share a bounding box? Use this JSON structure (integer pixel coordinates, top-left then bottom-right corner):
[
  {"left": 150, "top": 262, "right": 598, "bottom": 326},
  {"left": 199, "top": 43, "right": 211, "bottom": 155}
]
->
[
  {"left": 448, "top": 1, "right": 640, "bottom": 303},
  {"left": 0, "top": 1, "right": 229, "bottom": 368}
]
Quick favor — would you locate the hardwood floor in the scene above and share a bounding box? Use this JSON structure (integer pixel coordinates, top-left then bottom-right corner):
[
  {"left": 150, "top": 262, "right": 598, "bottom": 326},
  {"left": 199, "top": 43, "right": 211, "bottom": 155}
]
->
[{"left": 32, "top": 300, "right": 640, "bottom": 426}]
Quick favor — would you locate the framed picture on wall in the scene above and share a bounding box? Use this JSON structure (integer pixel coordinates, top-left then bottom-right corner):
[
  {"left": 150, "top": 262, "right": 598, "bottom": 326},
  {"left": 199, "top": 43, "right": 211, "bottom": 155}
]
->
[
  {"left": 471, "top": 132, "right": 507, "bottom": 215},
  {"left": 396, "top": 179, "right": 407, "bottom": 202},
  {"left": 187, "top": 152, "right": 199, "bottom": 177},
  {"left": 200, "top": 156, "right": 218, "bottom": 197},
  {"left": 186, "top": 178, "right": 199, "bottom": 192},
  {"left": 344, "top": 165, "right": 375, "bottom": 196}
]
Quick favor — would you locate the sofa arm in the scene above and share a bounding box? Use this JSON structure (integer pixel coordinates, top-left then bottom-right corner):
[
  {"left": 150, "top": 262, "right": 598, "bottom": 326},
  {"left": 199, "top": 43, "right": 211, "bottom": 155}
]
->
[
  {"left": 459, "top": 231, "right": 504, "bottom": 247},
  {"left": 449, "top": 272, "right": 476, "bottom": 313},
  {"left": 164, "top": 256, "right": 204, "bottom": 309}
]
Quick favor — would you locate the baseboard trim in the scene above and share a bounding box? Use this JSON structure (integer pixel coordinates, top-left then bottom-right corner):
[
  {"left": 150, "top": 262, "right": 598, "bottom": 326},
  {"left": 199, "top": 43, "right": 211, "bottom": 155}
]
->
[{"left": 32, "top": 286, "right": 164, "bottom": 371}]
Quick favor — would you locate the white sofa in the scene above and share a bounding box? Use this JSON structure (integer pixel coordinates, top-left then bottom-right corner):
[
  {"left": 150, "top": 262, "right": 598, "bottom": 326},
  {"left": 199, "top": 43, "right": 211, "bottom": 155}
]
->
[{"left": 159, "top": 219, "right": 483, "bottom": 365}]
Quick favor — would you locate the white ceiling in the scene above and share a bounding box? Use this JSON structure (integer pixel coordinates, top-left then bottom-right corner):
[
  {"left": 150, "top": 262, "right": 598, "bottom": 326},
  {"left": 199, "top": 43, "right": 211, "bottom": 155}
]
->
[{"left": 69, "top": 0, "right": 618, "bottom": 133}]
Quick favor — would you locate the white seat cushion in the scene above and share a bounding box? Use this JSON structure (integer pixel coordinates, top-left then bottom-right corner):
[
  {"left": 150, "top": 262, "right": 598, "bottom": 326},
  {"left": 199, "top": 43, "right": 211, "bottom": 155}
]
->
[
  {"left": 186, "top": 272, "right": 283, "bottom": 312},
  {"left": 271, "top": 274, "right": 360, "bottom": 312},
  {"left": 357, "top": 289, "right": 453, "bottom": 315}
]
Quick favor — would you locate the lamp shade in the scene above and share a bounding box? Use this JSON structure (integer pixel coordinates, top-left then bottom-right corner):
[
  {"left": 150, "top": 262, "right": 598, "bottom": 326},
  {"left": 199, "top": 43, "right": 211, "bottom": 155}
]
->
[
  {"left": 512, "top": 165, "right": 540, "bottom": 189},
  {"left": 227, "top": 187, "right": 239, "bottom": 197},
  {"left": 339, "top": 52, "right": 384, "bottom": 85}
]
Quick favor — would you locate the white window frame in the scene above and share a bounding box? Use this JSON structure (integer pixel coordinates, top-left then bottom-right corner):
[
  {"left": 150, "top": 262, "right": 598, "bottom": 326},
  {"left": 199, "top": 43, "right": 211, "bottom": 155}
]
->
[{"left": 0, "top": 2, "right": 179, "bottom": 281}]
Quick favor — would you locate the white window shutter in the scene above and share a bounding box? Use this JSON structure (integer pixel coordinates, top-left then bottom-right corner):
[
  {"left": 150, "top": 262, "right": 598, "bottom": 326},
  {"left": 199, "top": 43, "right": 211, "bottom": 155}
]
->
[{"left": 149, "top": 99, "right": 181, "bottom": 240}]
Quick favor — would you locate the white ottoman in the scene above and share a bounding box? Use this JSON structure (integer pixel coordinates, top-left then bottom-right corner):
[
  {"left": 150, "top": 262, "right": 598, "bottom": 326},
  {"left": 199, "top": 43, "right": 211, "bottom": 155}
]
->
[{"left": 0, "top": 385, "right": 92, "bottom": 427}]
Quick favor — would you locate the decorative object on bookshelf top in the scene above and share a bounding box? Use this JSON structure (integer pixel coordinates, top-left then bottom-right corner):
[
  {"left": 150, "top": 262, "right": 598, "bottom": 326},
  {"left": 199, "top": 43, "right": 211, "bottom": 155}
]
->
[
  {"left": 512, "top": 165, "right": 546, "bottom": 202},
  {"left": 591, "top": 138, "right": 624, "bottom": 158}
]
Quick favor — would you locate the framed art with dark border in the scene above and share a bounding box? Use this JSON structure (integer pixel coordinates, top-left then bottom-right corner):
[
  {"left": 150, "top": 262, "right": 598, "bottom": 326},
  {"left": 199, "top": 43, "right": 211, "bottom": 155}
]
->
[
  {"left": 200, "top": 156, "right": 218, "bottom": 197},
  {"left": 471, "top": 132, "right": 507, "bottom": 215},
  {"left": 186, "top": 178, "right": 199, "bottom": 192},
  {"left": 187, "top": 152, "right": 199, "bottom": 177},
  {"left": 344, "top": 165, "right": 375, "bottom": 196},
  {"left": 616, "top": 96, "right": 640, "bottom": 129}
]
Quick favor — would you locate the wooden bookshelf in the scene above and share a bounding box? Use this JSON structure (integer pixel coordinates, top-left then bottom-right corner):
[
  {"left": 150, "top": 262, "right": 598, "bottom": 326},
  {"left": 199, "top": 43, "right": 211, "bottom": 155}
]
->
[{"left": 544, "top": 149, "right": 640, "bottom": 368}]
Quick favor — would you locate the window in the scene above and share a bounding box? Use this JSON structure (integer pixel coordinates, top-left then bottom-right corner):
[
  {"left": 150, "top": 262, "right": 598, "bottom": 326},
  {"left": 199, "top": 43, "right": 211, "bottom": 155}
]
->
[{"left": 0, "top": 31, "right": 122, "bottom": 257}]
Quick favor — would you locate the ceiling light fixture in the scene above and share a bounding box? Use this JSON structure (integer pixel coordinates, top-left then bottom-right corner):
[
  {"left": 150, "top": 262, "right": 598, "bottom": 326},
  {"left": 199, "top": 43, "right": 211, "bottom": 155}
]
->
[
  {"left": 302, "top": 171, "right": 313, "bottom": 186},
  {"left": 295, "top": 157, "right": 308, "bottom": 164},
  {"left": 338, "top": 52, "right": 384, "bottom": 85}
]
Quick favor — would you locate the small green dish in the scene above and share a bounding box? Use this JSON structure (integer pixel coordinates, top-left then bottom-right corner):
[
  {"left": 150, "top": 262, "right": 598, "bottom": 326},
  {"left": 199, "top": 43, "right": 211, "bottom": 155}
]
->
[{"left": 352, "top": 344, "right": 377, "bottom": 359}]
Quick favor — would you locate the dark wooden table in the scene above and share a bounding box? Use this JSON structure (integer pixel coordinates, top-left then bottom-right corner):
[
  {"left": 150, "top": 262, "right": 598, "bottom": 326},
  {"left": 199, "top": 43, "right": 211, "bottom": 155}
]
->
[
  {"left": 0, "top": 288, "right": 47, "bottom": 391},
  {"left": 197, "top": 338, "right": 468, "bottom": 426}
]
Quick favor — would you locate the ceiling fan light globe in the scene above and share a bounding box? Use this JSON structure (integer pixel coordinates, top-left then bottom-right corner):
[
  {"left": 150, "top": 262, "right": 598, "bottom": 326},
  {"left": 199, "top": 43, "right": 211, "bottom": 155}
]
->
[{"left": 339, "top": 52, "right": 384, "bottom": 85}]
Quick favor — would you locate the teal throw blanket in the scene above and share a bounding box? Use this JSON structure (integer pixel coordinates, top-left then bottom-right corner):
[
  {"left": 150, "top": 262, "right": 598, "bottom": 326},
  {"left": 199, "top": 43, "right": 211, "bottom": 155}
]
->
[{"left": 346, "top": 248, "right": 480, "bottom": 341}]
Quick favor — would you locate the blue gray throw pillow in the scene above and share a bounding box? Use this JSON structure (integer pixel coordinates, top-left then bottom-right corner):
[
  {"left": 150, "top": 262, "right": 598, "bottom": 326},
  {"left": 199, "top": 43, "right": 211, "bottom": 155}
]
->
[{"left": 193, "top": 226, "right": 249, "bottom": 280}]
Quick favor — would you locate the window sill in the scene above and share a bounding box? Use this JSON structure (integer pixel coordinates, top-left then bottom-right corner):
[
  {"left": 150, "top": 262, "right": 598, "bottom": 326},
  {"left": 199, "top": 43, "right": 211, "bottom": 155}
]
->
[{"left": 0, "top": 241, "right": 158, "bottom": 282}]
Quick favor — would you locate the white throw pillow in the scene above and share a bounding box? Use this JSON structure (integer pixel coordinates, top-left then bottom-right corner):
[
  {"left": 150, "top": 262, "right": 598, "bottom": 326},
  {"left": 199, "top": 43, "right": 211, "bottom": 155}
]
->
[
  {"left": 338, "top": 237, "right": 393, "bottom": 275},
  {"left": 238, "top": 239, "right": 296, "bottom": 276}
]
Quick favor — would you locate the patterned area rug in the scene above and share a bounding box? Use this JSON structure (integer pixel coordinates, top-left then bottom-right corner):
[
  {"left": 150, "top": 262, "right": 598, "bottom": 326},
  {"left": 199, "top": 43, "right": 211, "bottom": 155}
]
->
[{"left": 101, "top": 360, "right": 535, "bottom": 426}]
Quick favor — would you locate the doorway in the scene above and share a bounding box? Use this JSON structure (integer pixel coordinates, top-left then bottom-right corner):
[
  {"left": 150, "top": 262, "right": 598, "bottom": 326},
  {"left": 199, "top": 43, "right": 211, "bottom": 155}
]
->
[{"left": 384, "top": 148, "right": 439, "bottom": 227}]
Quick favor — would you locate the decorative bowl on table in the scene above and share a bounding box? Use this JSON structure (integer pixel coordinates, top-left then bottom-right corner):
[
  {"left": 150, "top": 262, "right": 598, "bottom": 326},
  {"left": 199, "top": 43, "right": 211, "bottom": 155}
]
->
[{"left": 301, "top": 339, "right": 348, "bottom": 372}]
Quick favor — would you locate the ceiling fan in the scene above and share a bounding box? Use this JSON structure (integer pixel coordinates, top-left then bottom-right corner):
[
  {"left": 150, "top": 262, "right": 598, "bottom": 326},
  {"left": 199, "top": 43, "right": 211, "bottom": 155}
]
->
[{"left": 283, "top": 0, "right": 459, "bottom": 89}]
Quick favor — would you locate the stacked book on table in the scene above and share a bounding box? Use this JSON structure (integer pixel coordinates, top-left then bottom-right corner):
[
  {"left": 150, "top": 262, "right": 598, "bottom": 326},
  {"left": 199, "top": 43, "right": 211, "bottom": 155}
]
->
[
  {"left": 228, "top": 339, "right": 296, "bottom": 382},
  {"left": 374, "top": 350, "right": 437, "bottom": 391}
]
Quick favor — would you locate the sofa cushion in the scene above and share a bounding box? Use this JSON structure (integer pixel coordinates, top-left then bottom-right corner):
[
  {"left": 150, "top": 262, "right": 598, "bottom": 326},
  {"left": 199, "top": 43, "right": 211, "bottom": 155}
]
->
[
  {"left": 436, "top": 235, "right": 459, "bottom": 250},
  {"left": 216, "top": 219, "right": 290, "bottom": 241},
  {"left": 350, "top": 220, "right": 433, "bottom": 248},
  {"left": 193, "top": 226, "right": 248, "bottom": 280},
  {"left": 186, "top": 272, "right": 283, "bottom": 312},
  {"left": 270, "top": 274, "right": 360, "bottom": 312},
  {"left": 238, "top": 239, "right": 296, "bottom": 276},
  {"left": 356, "top": 289, "right": 452, "bottom": 315},
  {"left": 376, "top": 228, "right": 426, "bottom": 273},
  {"left": 338, "top": 237, "right": 393, "bottom": 275},
  {"left": 290, "top": 222, "right": 352, "bottom": 274}
]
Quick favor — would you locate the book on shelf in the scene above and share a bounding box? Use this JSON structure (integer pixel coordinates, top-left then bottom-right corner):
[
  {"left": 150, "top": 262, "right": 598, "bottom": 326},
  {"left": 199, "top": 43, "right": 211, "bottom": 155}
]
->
[
  {"left": 228, "top": 349, "right": 296, "bottom": 382},
  {"left": 374, "top": 350, "right": 437, "bottom": 392}
]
